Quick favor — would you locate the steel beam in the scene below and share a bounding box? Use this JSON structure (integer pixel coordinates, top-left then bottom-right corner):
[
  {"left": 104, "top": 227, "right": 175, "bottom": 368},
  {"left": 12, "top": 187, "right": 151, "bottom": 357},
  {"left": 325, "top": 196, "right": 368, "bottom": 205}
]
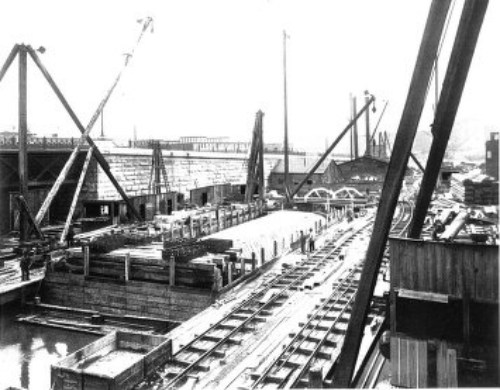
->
[
  {"left": 290, "top": 95, "right": 374, "bottom": 199},
  {"left": 26, "top": 46, "right": 143, "bottom": 222},
  {"left": 331, "top": 0, "right": 452, "bottom": 386},
  {"left": 408, "top": 0, "right": 488, "bottom": 239},
  {"left": 18, "top": 45, "right": 29, "bottom": 241}
]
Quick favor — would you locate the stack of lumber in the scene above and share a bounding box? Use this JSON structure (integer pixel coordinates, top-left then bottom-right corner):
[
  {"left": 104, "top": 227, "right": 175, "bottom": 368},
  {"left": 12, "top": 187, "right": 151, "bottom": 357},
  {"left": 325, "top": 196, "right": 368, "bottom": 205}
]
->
[
  {"left": 65, "top": 246, "right": 216, "bottom": 289},
  {"left": 89, "top": 232, "right": 153, "bottom": 254},
  {"left": 463, "top": 175, "right": 498, "bottom": 205},
  {"left": 162, "top": 239, "right": 207, "bottom": 263}
]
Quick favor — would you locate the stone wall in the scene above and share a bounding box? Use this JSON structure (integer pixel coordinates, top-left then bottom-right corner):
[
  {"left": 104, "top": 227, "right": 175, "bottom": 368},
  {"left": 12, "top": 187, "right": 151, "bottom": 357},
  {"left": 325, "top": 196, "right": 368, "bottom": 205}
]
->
[{"left": 82, "top": 148, "right": 281, "bottom": 201}]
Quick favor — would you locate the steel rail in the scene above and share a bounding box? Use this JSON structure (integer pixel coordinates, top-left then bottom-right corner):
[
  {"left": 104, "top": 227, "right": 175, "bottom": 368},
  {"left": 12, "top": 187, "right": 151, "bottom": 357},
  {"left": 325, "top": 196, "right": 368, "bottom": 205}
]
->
[
  {"left": 250, "top": 203, "right": 412, "bottom": 389},
  {"left": 252, "top": 269, "right": 360, "bottom": 389},
  {"left": 162, "top": 219, "right": 374, "bottom": 389}
]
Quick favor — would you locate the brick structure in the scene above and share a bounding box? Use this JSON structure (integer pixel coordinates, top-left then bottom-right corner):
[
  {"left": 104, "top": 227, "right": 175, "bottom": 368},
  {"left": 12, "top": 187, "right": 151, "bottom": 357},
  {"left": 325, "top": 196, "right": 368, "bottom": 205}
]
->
[{"left": 485, "top": 132, "right": 499, "bottom": 180}]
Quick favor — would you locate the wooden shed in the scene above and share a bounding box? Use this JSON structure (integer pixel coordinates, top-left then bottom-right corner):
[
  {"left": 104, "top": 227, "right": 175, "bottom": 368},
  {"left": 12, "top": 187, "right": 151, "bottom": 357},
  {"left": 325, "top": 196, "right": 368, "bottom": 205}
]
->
[{"left": 389, "top": 238, "right": 499, "bottom": 387}]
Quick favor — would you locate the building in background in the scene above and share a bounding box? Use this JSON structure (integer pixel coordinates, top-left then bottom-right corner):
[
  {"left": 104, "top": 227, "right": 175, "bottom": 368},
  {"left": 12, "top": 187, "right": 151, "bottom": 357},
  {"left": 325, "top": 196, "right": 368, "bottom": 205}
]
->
[{"left": 485, "top": 132, "right": 498, "bottom": 180}]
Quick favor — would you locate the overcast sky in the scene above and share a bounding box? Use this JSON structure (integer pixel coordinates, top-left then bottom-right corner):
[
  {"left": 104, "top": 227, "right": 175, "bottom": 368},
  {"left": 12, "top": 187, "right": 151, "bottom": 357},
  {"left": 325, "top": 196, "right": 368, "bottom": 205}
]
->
[{"left": 0, "top": 0, "right": 498, "bottom": 159}]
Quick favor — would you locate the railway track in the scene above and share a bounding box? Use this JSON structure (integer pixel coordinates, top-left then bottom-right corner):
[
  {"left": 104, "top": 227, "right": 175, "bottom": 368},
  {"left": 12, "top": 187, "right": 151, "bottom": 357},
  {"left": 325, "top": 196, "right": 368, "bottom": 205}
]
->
[
  {"left": 156, "top": 215, "right": 373, "bottom": 389},
  {"left": 247, "top": 201, "right": 413, "bottom": 389},
  {"left": 155, "top": 203, "right": 412, "bottom": 389}
]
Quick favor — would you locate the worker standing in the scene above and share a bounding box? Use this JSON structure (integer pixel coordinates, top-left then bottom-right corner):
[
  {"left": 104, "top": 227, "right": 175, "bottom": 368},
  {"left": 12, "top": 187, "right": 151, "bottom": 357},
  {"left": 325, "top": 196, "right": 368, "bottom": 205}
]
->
[
  {"left": 300, "top": 230, "right": 306, "bottom": 254},
  {"left": 20, "top": 248, "right": 31, "bottom": 281},
  {"left": 67, "top": 225, "right": 75, "bottom": 248},
  {"left": 308, "top": 229, "right": 315, "bottom": 252}
]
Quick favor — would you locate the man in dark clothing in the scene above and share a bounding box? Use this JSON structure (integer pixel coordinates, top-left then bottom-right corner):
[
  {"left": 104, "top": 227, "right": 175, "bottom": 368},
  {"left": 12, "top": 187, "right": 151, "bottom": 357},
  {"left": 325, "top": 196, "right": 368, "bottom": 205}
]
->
[
  {"left": 300, "top": 230, "right": 306, "bottom": 254},
  {"left": 309, "top": 228, "right": 316, "bottom": 252},
  {"left": 20, "top": 249, "right": 31, "bottom": 281},
  {"left": 67, "top": 225, "right": 75, "bottom": 248}
]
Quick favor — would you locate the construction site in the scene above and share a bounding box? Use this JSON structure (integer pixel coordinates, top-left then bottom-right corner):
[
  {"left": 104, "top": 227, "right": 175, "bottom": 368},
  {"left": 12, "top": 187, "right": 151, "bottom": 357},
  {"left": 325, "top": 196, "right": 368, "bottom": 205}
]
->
[{"left": 0, "top": 1, "right": 498, "bottom": 389}]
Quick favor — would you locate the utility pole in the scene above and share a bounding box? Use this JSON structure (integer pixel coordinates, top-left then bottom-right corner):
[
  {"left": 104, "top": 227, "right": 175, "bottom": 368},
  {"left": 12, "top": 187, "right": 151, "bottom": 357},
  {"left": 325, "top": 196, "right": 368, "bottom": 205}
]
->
[
  {"left": 18, "top": 45, "right": 29, "bottom": 241},
  {"left": 283, "top": 30, "right": 290, "bottom": 200},
  {"left": 364, "top": 91, "right": 371, "bottom": 156},
  {"left": 352, "top": 95, "right": 359, "bottom": 159}
]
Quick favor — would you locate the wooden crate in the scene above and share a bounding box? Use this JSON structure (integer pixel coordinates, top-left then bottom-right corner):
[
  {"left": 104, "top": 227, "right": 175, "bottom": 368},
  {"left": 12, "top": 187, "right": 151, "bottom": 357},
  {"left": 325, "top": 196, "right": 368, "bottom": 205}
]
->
[{"left": 51, "top": 331, "right": 172, "bottom": 390}]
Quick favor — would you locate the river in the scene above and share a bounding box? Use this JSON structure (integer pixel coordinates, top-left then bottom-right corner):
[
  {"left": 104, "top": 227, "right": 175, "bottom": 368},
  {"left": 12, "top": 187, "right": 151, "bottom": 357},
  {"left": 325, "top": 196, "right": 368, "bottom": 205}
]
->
[{"left": 0, "top": 303, "right": 98, "bottom": 390}]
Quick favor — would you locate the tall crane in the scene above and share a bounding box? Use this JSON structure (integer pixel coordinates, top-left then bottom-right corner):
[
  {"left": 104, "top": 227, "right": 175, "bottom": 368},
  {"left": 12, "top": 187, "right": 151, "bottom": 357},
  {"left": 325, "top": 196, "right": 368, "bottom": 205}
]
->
[{"left": 245, "top": 111, "right": 265, "bottom": 203}]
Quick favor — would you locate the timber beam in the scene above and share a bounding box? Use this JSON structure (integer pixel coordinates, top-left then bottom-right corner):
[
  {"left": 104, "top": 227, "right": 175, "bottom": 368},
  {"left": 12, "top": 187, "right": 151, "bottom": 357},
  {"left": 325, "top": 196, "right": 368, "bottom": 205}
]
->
[
  {"left": 331, "top": 0, "right": 452, "bottom": 386},
  {"left": 408, "top": 0, "right": 488, "bottom": 239},
  {"left": 290, "top": 94, "right": 375, "bottom": 199},
  {"left": 26, "top": 46, "right": 143, "bottom": 222}
]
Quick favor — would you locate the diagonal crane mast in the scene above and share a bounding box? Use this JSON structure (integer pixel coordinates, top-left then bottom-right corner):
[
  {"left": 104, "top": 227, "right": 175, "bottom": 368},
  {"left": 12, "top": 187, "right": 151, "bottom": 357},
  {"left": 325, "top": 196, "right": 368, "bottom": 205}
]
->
[{"left": 245, "top": 111, "right": 265, "bottom": 203}]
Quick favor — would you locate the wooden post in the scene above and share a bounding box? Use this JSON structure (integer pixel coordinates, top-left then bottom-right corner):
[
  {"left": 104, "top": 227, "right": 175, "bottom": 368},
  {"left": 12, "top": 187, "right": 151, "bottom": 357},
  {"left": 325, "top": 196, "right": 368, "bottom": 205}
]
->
[
  {"left": 216, "top": 207, "right": 220, "bottom": 231},
  {"left": 169, "top": 255, "right": 175, "bottom": 286},
  {"left": 212, "top": 267, "right": 222, "bottom": 292},
  {"left": 408, "top": 0, "right": 489, "bottom": 238},
  {"left": 261, "top": 247, "right": 265, "bottom": 265},
  {"left": 27, "top": 47, "right": 143, "bottom": 222},
  {"left": 240, "top": 256, "right": 245, "bottom": 276},
  {"left": 83, "top": 245, "right": 90, "bottom": 277},
  {"left": 0, "top": 44, "right": 19, "bottom": 85},
  {"left": 309, "top": 366, "right": 323, "bottom": 388},
  {"left": 251, "top": 252, "right": 256, "bottom": 271},
  {"left": 18, "top": 45, "right": 29, "bottom": 242},
  {"left": 60, "top": 147, "right": 94, "bottom": 244},
  {"left": 189, "top": 217, "right": 194, "bottom": 238},
  {"left": 124, "top": 252, "right": 130, "bottom": 281},
  {"left": 228, "top": 262, "right": 234, "bottom": 285}
]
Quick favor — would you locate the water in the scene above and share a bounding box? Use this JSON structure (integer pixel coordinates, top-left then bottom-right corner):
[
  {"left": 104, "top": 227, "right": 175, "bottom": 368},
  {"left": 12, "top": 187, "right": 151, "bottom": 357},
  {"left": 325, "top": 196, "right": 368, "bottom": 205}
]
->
[{"left": 0, "top": 304, "right": 98, "bottom": 390}]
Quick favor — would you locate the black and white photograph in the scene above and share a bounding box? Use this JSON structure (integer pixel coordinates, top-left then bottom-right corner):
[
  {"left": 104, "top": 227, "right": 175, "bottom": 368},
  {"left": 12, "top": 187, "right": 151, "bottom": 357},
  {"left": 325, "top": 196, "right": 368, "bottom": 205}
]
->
[{"left": 0, "top": 0, "right": 498, "bottom": 389}]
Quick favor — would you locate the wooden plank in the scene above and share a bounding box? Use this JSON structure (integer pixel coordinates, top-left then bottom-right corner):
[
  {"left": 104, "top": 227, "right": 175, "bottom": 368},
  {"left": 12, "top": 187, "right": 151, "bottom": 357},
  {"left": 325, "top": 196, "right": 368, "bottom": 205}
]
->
[
  {"left": 417, "top": 340, "right": 428, "bottom": 387},
  {"left": 416, "top": 242, "right": 425, "bottom": 291},
  {"left": 429, "top": 242, "right": 437, "bottom": 293},
  {"left": 409, "top": 339, "right": 418, "bottom": 388},
  {"left": 390, "top": 337, "right": 400, "bottom": 386},
  {"left": 445, "top": 246, "right": 456, "bottom": 297},
  {"left": 435, "top": 243, "right": 445, "bottom": 294},
  {"left": 398, "top": 288, "right": 448, "bottom": 303},
  {"left": 437, "top": 341, "right": 448, "bottom": 387},
  {"left": 447, "top": 349, "right": 458, "bottom": 387},
  {"left": 401, "top": 241, "right": 411, "bottom": 290},
  {"left": 400, "top": 337, "right": 409, "bottom": 387},
  {"left": 390, "top": 240, "right": 400, "bottom": 289}
]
